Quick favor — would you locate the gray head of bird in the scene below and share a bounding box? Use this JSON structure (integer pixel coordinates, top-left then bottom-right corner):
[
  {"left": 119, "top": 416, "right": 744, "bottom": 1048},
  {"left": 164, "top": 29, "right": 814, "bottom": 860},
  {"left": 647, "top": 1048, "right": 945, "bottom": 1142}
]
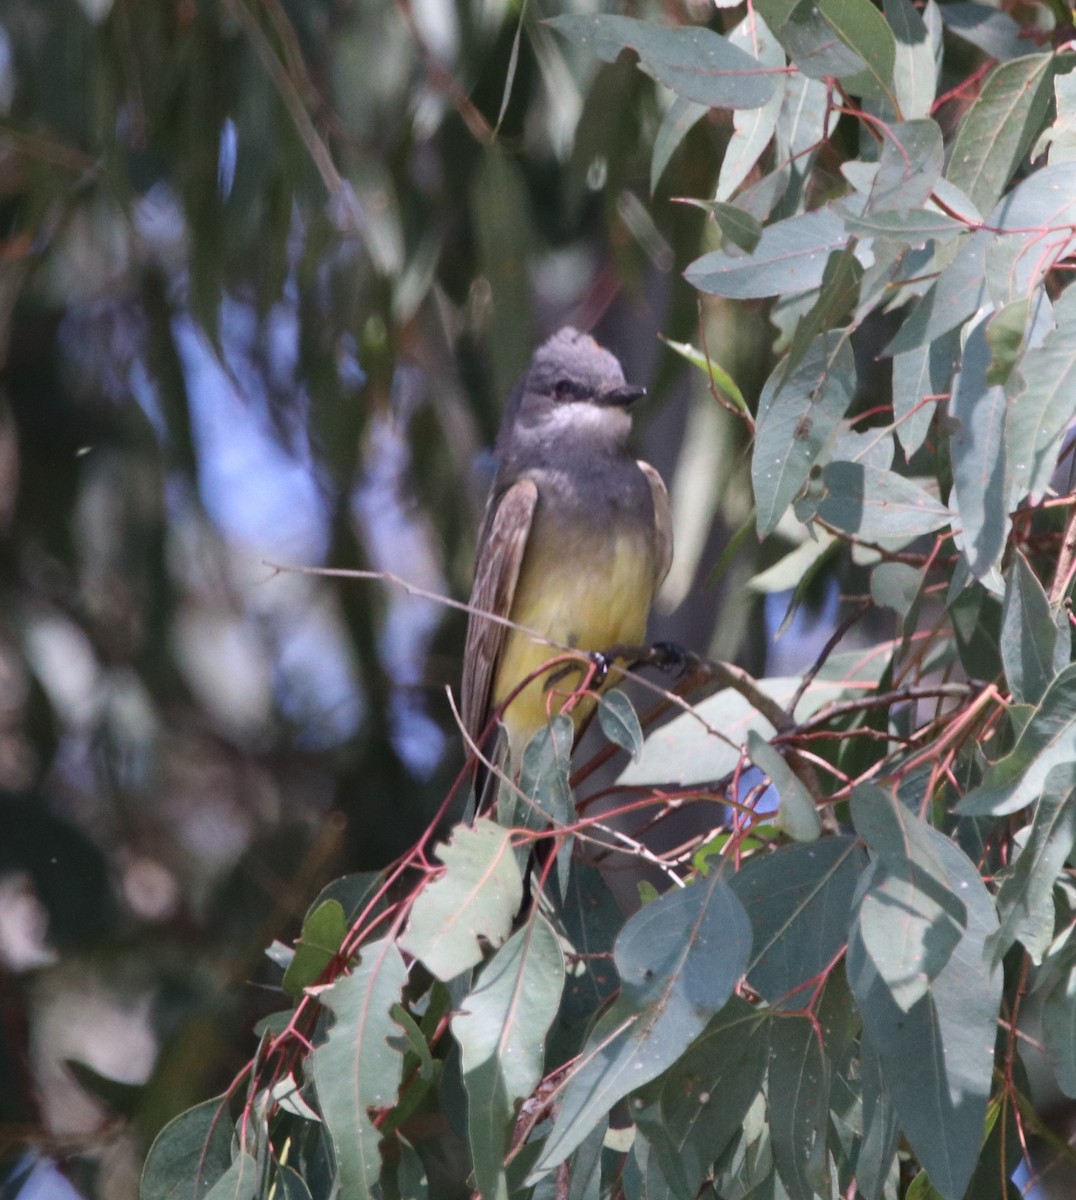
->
[{"left": 503, "top": 327, "right": 646, "bottom": 452}]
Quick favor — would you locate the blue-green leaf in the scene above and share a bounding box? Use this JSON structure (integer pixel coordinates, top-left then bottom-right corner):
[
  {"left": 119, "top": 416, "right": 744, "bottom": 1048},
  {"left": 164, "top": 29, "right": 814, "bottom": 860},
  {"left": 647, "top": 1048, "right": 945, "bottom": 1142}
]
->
[
  {"left": 310, "top": 939, "right": 409, "bottom": 1200},
  {"left": 753, "top": 332, "right": 855, "bottom": 536},
  {"left": 527, "top": 871, "right": 752, "bottom": 1178},
  {"left": 548, "top": 15, "right": 777, "bottom": 110}
]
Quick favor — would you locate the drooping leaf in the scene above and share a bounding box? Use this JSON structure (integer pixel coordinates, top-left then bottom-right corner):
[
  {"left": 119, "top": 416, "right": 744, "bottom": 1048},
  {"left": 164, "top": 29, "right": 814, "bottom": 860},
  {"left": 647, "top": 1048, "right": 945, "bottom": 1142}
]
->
[
  {"left": 747, "top": 732, "right": 821, "bottom": 842},
  {"left": 949, "top": 313, "right": 1009, "bottom": 580},
  {"left": 729, "top": 837, "right": 867, "bottom": 1005},
  {"left": 890, "top": 330, "right": 956, "bottom": 458},
  {"left": 452, "top": 916, "right": 565, "bottom": 1200},
  {"left": 988, "top": 762, "right": 1076, "bottom": 964},
  {"left": 768, "top": 1017, "right": 831, "bottom": 1199},
  {"left": 848, "top": 834, "right": 1000, "bottom": 1200},
  {"left": 865, "top": 119, "right": 943, "bottom": 214},
  {"left": 1006, "top": 316, "right": 1076, "bottom": 508},
  {"left": 773, "top": 0, "right": 867, "bottom": 81},
  {"left": 716, "top": 13, "right": 785, "bottom": 203},
  {"left": 1001, "top": 551, "right": 1058, "bottom": 707},
  {"left": 857, "top": 1038, "right": 901, "bottom": 1200},
  {"left": 753, "top": 332, "right": 856, "bottom": 536},
  {"left": 400, "top": 820, "right": 522, "bottom": 980},
  {"left": 685, "top": 208, "right": 849, "bottom": 299},
  {"left": 201, "top": 1152, "right": 259, "bottom": 1200},
  {"left": 852, "top": 787, "right": 968, "bottom": 1011},
  {"left": 547, "top": 15, "right": 777, "bottom": 110},
  {"left": 939, "top": 3, "right": 1037, "bottom": 64},
  {"left": 650, "top": 998, "right": 770, "bottom": 1194},
  {"left": 885, "top": 234, "right": 987, "bottom": 356},
  {"left": 945, "top": 53, "right": 1055, "bottom": 215},
  {"left": 1043, "top": 955, "right": 1076, "bottom": 1097},
  {"left": 309, "top": 939, "right": 408, "bottom": 1200},
  {"left": 598, "top": 690, "right": 644, "bottom": 761},
  {"left": 884, "top": 0, "right": 936, "bottom": 119},
  {"left": 527, "top": 871, "right": 752, "bottom": 1178},
  {"left": 959, "top": 664, "right": 1076, "bottom": 816},
  {"left": 140, "top": 1095, "right": 234, "bottom": 1200},
  {"left": 870, "top": 562, "right": 923, "bottom": 617},
  {"left": 651, "top": 97, "right": 708, "bottom": 193},
  {"left": 839, "top": 208, "right": 965, "bottom": 242},
  {"left": 816, "top": 461, "right": 952, "bottom": 541},
  {"left": 812, "top": 0, "right": 897, "bottom": 104}
]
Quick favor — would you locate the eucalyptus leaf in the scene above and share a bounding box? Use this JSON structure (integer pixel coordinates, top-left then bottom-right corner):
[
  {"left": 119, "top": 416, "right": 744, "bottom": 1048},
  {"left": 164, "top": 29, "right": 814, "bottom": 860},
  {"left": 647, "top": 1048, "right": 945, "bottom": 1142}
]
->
[
  {"left": 400, "top": 820, "right": 522, "bottom": 981},
  {"left": 527, "top": 871, "right": 752, "bottom": 1178},
  {"left": 548, "top": 15, "right": 777, "bottom": 110}
]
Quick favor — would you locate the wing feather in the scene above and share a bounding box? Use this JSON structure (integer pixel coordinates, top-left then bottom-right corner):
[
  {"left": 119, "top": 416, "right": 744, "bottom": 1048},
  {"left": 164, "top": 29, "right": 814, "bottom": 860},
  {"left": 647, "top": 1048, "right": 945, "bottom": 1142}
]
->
[
  {"left": 461, "top": 478, "right": 538, "bottom": 746},
  {"left": 638, "top": 460, "right": 673, "bottom": 589}
]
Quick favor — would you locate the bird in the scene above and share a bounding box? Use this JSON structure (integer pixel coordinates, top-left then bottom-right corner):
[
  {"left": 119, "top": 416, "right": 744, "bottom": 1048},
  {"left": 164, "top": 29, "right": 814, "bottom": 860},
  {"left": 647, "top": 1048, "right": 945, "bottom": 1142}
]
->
[{"left": 460, "top": 326, "right": 673, "bottom": 784}]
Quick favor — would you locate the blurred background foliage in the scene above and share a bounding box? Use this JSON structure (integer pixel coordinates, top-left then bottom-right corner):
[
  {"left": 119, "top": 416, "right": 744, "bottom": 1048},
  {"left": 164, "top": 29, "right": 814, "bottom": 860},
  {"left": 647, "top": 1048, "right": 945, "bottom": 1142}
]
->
[{"left": 0, "top": 0, "right": 783, "bottom": 1195}]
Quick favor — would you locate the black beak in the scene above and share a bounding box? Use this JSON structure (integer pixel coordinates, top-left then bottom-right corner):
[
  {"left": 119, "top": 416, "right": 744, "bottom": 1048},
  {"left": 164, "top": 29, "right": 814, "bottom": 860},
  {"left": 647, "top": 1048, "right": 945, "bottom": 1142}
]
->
[{"left": 600, "top": 383, "right": 646, "bottom": 408}]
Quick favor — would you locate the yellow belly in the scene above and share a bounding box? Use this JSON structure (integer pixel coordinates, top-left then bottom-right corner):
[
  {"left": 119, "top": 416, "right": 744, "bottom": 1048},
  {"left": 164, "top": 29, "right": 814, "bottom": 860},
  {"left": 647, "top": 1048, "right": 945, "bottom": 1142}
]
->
[{"left": 492, "top": 530, "right": 654, "bottom": 760}]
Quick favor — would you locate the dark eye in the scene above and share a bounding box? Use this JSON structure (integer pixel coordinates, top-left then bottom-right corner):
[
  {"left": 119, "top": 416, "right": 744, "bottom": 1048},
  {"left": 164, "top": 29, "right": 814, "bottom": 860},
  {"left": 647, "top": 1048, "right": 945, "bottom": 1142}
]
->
[{"left": 554, "top": 378, "right": 575, "bottom": 399}]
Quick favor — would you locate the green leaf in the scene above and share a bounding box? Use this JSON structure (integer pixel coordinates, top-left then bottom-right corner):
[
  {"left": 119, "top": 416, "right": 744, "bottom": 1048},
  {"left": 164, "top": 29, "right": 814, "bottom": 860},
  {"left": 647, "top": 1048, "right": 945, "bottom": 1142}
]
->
[
  {"left": 949, "top": 313, "right": 1009, "bottom": 580},
  {"left": 282, "top": 899, "right": 347, "bottom": 999},
  {"left": 940, "top": 3, "right": 1036, "bottom": 63},
  {"left": 379, "top": 1136, "right": 428, "bottom": 1200},
  {"left": 310, "top": 938, "right": 408, "bottom": 1200},
  {"left": 716, "top": 12, "right": 785, "bottom": 203},
  {"left": 400, "top": 820, "right": 522, "bottom": 980},
  {"left": 527, "top": 871, "right": 752, "bottom": 1178},
  {"left": 870, "top": 562, "right": 922, "bottom": 617},
  {"left": 202, "top": 1152, "right": 259, "bottom": 1200},
  {"left": 768, "top": 1017, "right": 831, "bottom": 1199},
  {"left": 140, "top": 1095, "right": 233, "bottom": 1200},
  {"left": 729, "top": 837, "right": 867, "bottom": 1005},
  {"left": 891, "top": 330, "right": 957, "bottom": 458},
  {"left": 1043, "top": 956, "right": 1076, "bottom": 1097},
  {"left": 747, "top": 732, "right": 820, "bottom": 842},
  {"left": 852, "top": 786, "right": 968, "bottom": 1011},
  {"left": 816, "top": 461, "right": 952, "bottom": 541},
  {"left": 514, "top": 716, "right": 574, "bottom": 831},
  {"left": 1006, "top": 315, "right": 1076, "bottom": 508},
  {"left": 776, "top": 0, "right": 869, "bottom": 80},
  {"left": 984, "top": 298, "right": 1030, "bottom": 387},
  {"left": 1001, "top": 551, "right": 1058, "bottom": 706},
  {"left": 839, "top": 208, "right": 964, "bottom": 242},
  {"left": 945, "top": 54, "right": 1055, "bottom": 215},
  {"left": 651, "top": 97, "right": 707, "bottom": 193},
  {"left": 884, "top": 0, "right": 936, "bottom": 119},
  {"left": 452, "top": 916, "right": 566, "bottom": 1200},
  {"left": 847, "top": 835, "right": 1001, "bottom": 1200},
  {"left": 857, "top": 1038, "right": 901, "bottom": 1200},
  {"left": 988, "top": 763, "right": 1076, "bottom": 965},
  {"left": 659, "top": 335, "right": 749, "bottom": 409},
  {"left": 547, "top": 15, "right": 777, "bottom": 110},
  {"left": 598, "top": 690, "right": 644, "bottom": 761},
  {"left": 1034, "top": 68, "right": 1076, "bottom": 165},
  {"left": 649, "top": 998, "right": 770, "bottom": 1193},
  {"left": 781, "top": 250, "right": 862, "bottom": 381},
  {"left": 959, "top": 663, "right": 1076, "bottom": 816},
  {"left": 813, "top": 0, "right": 896, "bottom": 105},
  {"left": 619, "top": 651, "right": 889, "bottom": 787},
  {"left": 753, "top": 332, "right": 856, "bottom": 536},
  {"left": 685, "top": 208, "right": 849, "bottom": 300},
  {"left": 703, "top": 203, "right": 764, "bottom": 254},
  {"left": 885, "top": 235, "right": 987, "bottom": 356},
  {"left": 865, "top": 119, "right": 943, "bottom": 214},
  {"left": 272, "top": 1165, "right": 314, "bottom": 1200}
]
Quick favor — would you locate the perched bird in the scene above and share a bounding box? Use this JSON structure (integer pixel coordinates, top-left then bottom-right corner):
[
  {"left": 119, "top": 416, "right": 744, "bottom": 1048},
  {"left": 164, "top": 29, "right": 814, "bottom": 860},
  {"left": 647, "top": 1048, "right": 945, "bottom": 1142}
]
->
[{"left": 461, "top": 326, "right": 672, "bottom": 777}]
